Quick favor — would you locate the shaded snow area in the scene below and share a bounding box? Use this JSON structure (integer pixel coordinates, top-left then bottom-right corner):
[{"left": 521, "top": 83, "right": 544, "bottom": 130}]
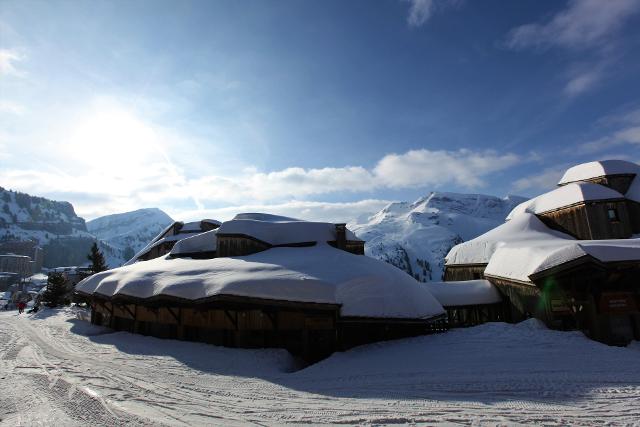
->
[
  {"left": 78, "top": 245, "right": 445, "bottom": 319},
  {"left": 351, "top": 192, "right": 525, "bottom": 282},
  {"left": 2, "top": 309, "right": 640, "bottom": 425}
]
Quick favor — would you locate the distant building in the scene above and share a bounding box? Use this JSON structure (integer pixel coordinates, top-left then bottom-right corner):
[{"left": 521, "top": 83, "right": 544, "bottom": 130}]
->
[
  {"left": 0, "top": 240, "right": 44, "bottom": 272},
  {"left": 0, "top": 254, "right": 33, "bottom": 279},
  {"left": 444, "top": 160, "right": 640, "bottom": 346}
]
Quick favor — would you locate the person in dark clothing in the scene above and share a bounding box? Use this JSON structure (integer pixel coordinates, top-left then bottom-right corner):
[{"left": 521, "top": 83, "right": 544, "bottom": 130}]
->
[{"left": 17, "top": 301, "right": 26, "bottom": 314}]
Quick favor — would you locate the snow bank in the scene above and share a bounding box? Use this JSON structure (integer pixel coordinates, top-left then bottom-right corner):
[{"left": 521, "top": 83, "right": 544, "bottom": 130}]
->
[
  {"left": 170, "top": 230, "right": 217, "bottom": 256},
  {"left": 506, "top": 183, "right": 624, "bottom": 220},
  {"left": 559, "top": 159, "right": 640, "bottom": 185},
  {"left": 217, "top": 219, "right": 360, "bottom": 246},
  {"left": 424, "top": 280, "right": 502, "bottom": 307},
  {"left": 77, "top": 244, "right": 445, "bottom": 319}
]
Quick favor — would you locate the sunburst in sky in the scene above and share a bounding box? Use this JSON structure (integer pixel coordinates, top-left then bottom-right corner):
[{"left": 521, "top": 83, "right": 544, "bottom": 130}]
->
[{"left": 1, "top": 0, "right": 640, "bottom": 221}]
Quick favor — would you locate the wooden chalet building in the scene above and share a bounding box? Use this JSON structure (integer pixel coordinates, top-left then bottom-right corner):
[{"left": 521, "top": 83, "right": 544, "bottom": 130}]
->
[
  {"left": 444, "top": 160, "right": 640, "bottom": 345},
  {"left": 77, "top": 213, "right": 445, "bottom": 361},
  {"left": 130, "top": 219, "right": 221, "bottom": 263}
]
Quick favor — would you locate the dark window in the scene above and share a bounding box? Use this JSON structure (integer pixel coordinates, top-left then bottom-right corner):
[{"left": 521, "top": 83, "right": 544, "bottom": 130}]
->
[
  {"left": 472, "top": 272, "right": 482, "bottom": 279},
  {"left": 607, "top": 208, "right": 620, "bottom": 222}
]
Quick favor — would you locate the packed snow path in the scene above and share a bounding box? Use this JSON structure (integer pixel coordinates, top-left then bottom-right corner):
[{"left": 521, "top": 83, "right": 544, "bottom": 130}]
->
[{"left": 1, "top": 309, "right": 639, "bottom": 425}]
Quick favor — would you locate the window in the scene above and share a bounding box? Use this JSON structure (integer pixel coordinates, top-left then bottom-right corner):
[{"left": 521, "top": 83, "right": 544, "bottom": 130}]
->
[{"left": 607, "top": 208, "right": 620, "bottom": 222}]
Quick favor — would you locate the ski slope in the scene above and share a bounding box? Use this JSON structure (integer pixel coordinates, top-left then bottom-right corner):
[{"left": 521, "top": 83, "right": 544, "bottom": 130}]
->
[{"left": 1, "top": 308, "right": 639, "bottom": 425}]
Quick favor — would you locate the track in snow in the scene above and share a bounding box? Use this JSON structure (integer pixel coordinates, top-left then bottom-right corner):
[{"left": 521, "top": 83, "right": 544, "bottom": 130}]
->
[{"left": 1, "top": 308, "right": 639, "bottom": 426}]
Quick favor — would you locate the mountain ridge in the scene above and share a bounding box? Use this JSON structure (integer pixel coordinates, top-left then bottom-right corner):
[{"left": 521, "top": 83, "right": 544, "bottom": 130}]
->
[
  {"left": 351, "top": 191, "right": 527, "bottom": 282},
  {"left": 0, "top": 186, "right": 173, "bottom": 268}
]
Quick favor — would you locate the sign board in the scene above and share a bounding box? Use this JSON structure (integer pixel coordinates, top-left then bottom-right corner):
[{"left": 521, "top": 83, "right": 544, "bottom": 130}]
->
[
  {"left": 550, "top": 299, "right": 571, "bottom": 314},
  {"left": 598, "top": 292, "right": 637, "bottom": 314}
]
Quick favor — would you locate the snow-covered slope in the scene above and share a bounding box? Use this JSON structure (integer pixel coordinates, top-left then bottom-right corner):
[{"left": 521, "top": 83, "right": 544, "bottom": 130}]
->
[
  {"left": 351, "top": 192, "right": 526, "bottom": 282},
  {"left": 0, "top": 187, "right": 99, "bottom": 267},
  {"left": 87, "top": 208, "right": 173, "bottom": 265},
  {"left": 0, "top": 187, "right": 173, "bottom": 268}
]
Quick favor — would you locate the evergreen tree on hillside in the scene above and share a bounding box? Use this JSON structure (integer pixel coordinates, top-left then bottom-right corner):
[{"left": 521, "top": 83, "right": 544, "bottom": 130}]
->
[
  {"left": 42, "top": 272, "right": 69, "bottom": 307},
  {"left": 87, "top": 242, "right": 108, "bottom": 274}
]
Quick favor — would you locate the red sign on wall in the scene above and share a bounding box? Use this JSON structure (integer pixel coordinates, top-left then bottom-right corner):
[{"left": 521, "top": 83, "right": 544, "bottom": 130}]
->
[{"left": 598, "top": 292, "right": 637, "bottom": 314}]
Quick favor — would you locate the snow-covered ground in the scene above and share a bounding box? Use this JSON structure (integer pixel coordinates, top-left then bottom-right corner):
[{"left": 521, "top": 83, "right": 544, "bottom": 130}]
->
[{"left": 1, "top": 309, "right": 639, "bottom": 425}]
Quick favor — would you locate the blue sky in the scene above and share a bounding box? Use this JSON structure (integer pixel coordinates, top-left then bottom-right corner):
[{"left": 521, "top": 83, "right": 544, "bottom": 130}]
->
[{"left": 1, "top": 0, "right": 640, "bottom": 222}]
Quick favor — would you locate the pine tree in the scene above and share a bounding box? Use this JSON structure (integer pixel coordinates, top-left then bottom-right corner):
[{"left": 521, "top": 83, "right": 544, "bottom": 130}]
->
[
  {"left": 42, "top": 272, "right": 69, "bottom": 307},
  {"left": 87, "top": 242, "right": 108, "bottom": 274}
]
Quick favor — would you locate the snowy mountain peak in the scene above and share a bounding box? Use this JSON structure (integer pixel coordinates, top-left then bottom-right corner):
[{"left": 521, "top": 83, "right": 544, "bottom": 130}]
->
[
  {"left": 87, "top": 208, "right": 174, "bottom": 265},
  {"left": 352, "top": 192, "right": 527, "bottom": 282}
]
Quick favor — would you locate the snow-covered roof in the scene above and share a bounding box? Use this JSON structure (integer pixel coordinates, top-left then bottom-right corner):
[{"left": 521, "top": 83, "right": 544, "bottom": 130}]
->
[
  {"left": 217, "top": 216, "right": 361, "bottom": 246},
  {"left": 559, "top": 160, "right": 640, "bottom": 185},
  {"left": 181, "top": 220, "right": 221, "bottom": 232},
  {"left": 485, "top": 238, "right": 640, "bottom": 283},
  {"left": 77, "top": 244, "right": 445, "bottom": 320},
  {"left": 125, "top": 218, "right": 223, "bottom": 265},
  {"left": 423, "top": 280, "right": 502, "bottom": 307},
  {"left": 506, "top": 183, "right": 624, "bottom": 220},
  {"left": 446, "top": 213, "right": 640, "bottom": 283},
  {"left": 446, "top": 213, "right": 574, "bottom": 265},
  {"left": 170, "top": 230, "right": 217, "bottom": 257}
]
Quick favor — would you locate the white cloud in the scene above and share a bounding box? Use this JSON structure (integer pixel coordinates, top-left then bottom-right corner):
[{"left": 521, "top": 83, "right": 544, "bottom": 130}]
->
[
  {"left": 172, "top": 199, "right": 392, "bottom": 225},
  {"left": 405, "top": 0, "right": 435, "bottom": 26},
  {"left": 0, "top": 95, "right": 523, "bottom": 219},
  {"left": 564, "top": 68, "right": 603, "bottom": 97},
  {"left": 581, "top": 108, "right": 640, "bottom": 152},
  {"left": 0, "top": 100, "right": 26, "bottom": 115},
  {"left": 0, "top": 48, "right": 25, "bottom": 76},
  {"left": 404, "top": 0, "right": 460, "bottom": 27},
  {"left": 505, "top": 0, "right": 640, "bottom": 98},
  {"left": 374, "top": 149, "right": 520, "bottom": 188},
  {"left": 512, "top": 166, "right": 567, "bottom": 194},
  {"left": 506, "top": 0, "right": 640, "bottom": 51}
]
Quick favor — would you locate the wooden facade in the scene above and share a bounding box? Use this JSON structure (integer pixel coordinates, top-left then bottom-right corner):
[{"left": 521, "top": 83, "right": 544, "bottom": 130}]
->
[
  {"left": 216, "top": 234, "right": 365, "bottom": 258},
  {"left": 537, "top": 199, "right": 632, "bottom": 240},
  {"left": 443, "top": 302, "right": 506, "bottom": 328},
  {"left": 629, "top": 200, "right": 640, "bottom": 234},
  {"left": 138, "top": 220, "right": 221, "bottom": 262},
  {"left": 444, "top": 258, "right": 640, "bottom": 345},
  {"left": 443, "top": 264, "right": 487, "bottom": 281},
  {"left": 87, "top": 293, "right": 446, "bottom": 361}
]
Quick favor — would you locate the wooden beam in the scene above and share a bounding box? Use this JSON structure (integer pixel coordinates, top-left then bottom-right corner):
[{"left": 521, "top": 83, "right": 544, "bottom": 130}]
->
[
  {"left": 120, "top": 303, "right": 135, "bottom": 319},
  {"left": 224, "top": 310, "right": 238, "bottom": 329},
  {"left": 166, "top": 307, "right": 180, "bottom": 323}
]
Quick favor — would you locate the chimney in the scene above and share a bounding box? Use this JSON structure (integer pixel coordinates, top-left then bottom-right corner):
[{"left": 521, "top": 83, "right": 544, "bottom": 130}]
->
[{"left": 335, "top": 223, "right": 346, "bottom": 250}]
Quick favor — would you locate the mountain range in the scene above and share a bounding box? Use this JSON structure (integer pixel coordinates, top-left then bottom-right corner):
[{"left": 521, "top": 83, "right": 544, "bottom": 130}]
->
[
  {"left": 0, "top": 186, "right": 173, "bottom": 268},
  {"left": 350, "top": 192, "right": 526, "bottom": 282},
  {"left": 0, "top": 186, "right": 525, "bottom": 275}
]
